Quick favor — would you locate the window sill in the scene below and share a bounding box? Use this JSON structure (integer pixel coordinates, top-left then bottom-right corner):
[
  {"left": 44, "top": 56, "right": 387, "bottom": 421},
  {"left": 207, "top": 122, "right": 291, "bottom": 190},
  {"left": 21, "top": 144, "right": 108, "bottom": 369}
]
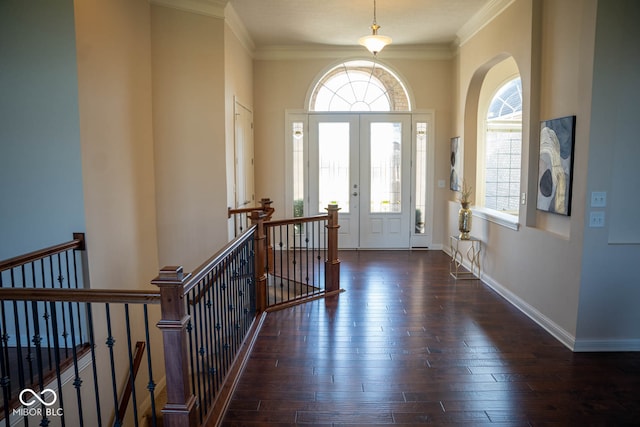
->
[{"left": 472, "top": 207, "right": 520, "bottom": 231}]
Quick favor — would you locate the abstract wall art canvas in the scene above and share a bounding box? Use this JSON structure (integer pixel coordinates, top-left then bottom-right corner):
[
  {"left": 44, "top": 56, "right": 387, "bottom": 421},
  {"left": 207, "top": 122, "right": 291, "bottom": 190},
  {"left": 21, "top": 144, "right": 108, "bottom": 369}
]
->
[
  {"left": 450, "top": 136, "right": 461, "bottom": 191},
  {"left": 536, "top": 115, "right": 576, "bottom": 215}
]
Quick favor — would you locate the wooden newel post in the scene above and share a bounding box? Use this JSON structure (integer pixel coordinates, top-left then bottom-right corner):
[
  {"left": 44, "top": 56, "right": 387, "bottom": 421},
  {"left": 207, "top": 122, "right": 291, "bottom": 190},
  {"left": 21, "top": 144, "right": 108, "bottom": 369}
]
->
[
  {"left": 251, "top": 211, "right": 268, "bottom": 312},
  {"left": 325, "top": 204, "right": 341, "bottom": 292},
  {"left": 152, "top": 266, "right": 197, "bottom": 427},
  {"left": 259, "top": 198, "right": 274, "bottom": 220},
  {"left": 259, "top": 198, "right": 275, "bottom": 273}
]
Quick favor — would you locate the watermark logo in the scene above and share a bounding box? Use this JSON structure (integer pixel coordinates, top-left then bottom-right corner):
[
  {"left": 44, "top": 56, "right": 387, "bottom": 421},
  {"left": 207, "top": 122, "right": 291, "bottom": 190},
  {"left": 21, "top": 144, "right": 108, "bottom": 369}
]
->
[
  {"left": 19, "top": 388, "right": 57, "bottom": 407},
  {"left": 12, "top": 388, "right": 63, "bottom": 417}
]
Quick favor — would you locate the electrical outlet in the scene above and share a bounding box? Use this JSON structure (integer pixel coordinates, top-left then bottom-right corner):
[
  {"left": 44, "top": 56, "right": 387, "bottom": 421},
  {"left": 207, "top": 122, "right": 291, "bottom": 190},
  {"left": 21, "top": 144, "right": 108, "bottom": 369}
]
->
[
  {"left": 589, "top": 211, "right": 605, "bottom": 228},
  {"left": 591, "top": 191, "right": 607, "bottom": 207}
]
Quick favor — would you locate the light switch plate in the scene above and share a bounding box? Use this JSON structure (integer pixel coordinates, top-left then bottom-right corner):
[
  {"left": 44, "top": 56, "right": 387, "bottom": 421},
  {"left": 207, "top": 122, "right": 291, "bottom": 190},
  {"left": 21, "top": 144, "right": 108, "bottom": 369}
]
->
[
  {"left": 589, "top": 211, "right": 605, "bottom": 228},
  {"left": 591, "top": 191, "right": 607, "bottom": 207}
]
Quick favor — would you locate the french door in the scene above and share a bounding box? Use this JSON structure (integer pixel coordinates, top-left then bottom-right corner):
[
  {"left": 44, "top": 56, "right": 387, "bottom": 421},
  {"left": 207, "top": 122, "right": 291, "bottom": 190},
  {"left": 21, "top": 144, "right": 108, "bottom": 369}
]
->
[{"left": 309, "top": 114, "right": 412, "bottom": 249}]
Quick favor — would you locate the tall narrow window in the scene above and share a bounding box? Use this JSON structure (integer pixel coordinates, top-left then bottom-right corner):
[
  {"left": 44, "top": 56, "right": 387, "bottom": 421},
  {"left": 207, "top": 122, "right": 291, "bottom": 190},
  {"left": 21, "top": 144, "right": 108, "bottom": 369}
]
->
[
  {"left": 292, "top": 121, "right": 305, "bottom": 218},
  {"left": 415, "top": 122, "right": 427, "bottom": 234},
  {"left": 483, "top": 77, "right": 522, "bottom": 214}
]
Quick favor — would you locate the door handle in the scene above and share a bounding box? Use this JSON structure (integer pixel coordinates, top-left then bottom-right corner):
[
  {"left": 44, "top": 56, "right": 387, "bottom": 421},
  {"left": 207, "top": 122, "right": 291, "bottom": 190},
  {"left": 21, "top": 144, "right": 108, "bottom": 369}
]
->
[{"left": 352, "top": 192, "right": 358, "bottom": 196}]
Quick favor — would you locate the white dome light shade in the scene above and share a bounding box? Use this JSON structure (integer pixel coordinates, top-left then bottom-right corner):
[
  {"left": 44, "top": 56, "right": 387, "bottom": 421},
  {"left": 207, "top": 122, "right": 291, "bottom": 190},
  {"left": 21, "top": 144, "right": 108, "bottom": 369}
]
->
[{"left": 358, "top": 33, "right": 392, "bottom": 55}]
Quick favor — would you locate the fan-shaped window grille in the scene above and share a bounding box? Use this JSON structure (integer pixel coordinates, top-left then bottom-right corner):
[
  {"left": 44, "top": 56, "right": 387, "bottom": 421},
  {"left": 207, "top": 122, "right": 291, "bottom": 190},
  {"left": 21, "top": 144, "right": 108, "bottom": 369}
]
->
[
  {"left": 310, "top": 60, "right": 411, "bottom": 112},
  {"left": 487, "top": 77, "right": 522, "bottom": 121}
]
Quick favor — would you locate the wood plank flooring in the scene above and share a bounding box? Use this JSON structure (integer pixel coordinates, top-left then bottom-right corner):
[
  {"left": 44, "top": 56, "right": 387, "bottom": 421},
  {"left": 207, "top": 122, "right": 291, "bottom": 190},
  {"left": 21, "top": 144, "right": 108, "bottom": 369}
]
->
[{"left": 222, "top": 250, "right": 640, "bottom": 426}]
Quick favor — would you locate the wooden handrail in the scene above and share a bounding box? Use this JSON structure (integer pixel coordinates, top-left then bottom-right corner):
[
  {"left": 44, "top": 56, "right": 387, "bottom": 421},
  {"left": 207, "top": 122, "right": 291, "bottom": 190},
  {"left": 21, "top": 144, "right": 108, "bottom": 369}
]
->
[
  {"left": 228, "top": 198, "right": 274, "bottom": 220},
  {"left": 0, "top": 288, "right": 160, "bottom": 304},
  {"left": 182, "top": 225, "right": 257, "bottom": 295},
  {"left": 264, "top": 214, "right": 329, "bottom": 228},
  {"left": 0, "top": 232, "right": 85, "bottom": 271}
]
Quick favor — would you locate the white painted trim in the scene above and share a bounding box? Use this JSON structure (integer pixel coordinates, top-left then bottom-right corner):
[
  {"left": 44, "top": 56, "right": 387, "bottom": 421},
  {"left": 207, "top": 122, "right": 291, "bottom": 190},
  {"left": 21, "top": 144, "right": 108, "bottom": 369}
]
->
[
  {"left": 442, "top": 248, "right": 640, "bottom": 352},
  {"left": 479, "top": 270, "right": 576, "bottom": 351},
  {"left": 254, "top": 44, "right": 454, "bottom": 61},
  {"left": 573, "top": 339, "right": 640, "bottom": 352},
  {"left": 456, "top": 0, "right": 516, "bottom": 47},
  {"left": 150, "top": 0, "right": 228, "bottom": 18},
  {"left": 472, "top": 207, "right": 520, "bottom": 231}
]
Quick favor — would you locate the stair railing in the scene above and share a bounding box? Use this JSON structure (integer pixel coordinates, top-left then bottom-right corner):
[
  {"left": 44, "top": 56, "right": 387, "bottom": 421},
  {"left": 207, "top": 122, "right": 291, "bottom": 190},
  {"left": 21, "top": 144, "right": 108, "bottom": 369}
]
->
[{"left": 0, "top": 201, "right": 341, "bottom": 427}]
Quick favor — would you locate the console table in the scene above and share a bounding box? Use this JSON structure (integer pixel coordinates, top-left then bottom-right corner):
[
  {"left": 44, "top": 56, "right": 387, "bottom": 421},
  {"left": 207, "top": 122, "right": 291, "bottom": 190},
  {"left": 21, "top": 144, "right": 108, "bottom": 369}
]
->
[{"left": 449, "top": 235, "right": 481, "bottom": 280}]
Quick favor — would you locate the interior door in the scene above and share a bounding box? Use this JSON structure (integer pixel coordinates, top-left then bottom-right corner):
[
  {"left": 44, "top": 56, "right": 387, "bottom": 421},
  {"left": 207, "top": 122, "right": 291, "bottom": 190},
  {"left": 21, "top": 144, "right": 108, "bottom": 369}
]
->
[
  {"left": 359, "top": 115, "right": 411, "bottom": 248},
  {"left": 234, "top": 101, "right": 254, "bottom": 208}
]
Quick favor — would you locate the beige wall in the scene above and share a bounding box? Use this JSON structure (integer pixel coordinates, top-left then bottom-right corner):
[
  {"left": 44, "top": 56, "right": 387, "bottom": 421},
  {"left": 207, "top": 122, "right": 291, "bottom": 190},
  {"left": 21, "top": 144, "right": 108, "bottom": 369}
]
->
[
  {"left": 75, "top": 0, "right": 159, "bottom": 290},
  {"left": 224, "top": 24, "right": 254, "bottom": 214},
  {"left": 452, "top": 0, "right": 598, "bottom": 346},
  {"left": 151, "top": 5, "right": 228, "bottom": 272},
  {"left": 74, "top": 0, "right": 162, "bottom": 423}
]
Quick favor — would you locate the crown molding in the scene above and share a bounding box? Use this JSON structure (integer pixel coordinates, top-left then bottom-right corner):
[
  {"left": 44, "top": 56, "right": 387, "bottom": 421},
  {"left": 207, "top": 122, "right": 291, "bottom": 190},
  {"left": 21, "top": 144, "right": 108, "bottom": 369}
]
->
[
  {"left": 456, "top": 0, "right": 516, "bottom": 47},
  {"left": 149, "top": 0, "right": 228, "bottom": 19},
  {"left": 254, "top": 44, "right": 455, "bottom": 61},
  {"left": 224, "top": 3, "right": 255, "bottom": 54}
]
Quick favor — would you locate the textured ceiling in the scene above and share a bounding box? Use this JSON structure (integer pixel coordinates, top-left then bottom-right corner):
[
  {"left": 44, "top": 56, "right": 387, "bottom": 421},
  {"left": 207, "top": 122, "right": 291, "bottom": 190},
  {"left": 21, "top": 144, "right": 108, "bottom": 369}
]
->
[{"left": 228, "top": 0, "right": 492, "bottom": 48}]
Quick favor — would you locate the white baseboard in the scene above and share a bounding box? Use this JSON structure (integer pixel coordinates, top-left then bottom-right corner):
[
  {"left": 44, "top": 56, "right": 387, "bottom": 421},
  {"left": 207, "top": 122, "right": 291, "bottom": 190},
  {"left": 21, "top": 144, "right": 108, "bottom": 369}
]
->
[
  {"left": 442, "top": 247, "right": 577, "bottom": 351},
  {"left": 573, "top": 339, "right": 640, "bottom": 352},
  {"left": 479, "top": 271, "right": 577, "bottom": 351},
  {"left": 442, "top": 248, "right": 640, "bottom": 352}
]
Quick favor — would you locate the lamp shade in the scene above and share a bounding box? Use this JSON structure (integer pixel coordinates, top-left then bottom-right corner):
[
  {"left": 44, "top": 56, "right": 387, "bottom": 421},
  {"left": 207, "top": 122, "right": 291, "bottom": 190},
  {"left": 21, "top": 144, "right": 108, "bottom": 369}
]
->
[{"left": 358, "top": 34, "right": 392, "bottom": 55}]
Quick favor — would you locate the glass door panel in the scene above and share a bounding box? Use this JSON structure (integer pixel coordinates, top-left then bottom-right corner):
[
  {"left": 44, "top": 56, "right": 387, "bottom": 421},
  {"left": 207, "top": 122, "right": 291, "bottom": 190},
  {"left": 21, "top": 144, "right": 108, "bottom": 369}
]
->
[
  {"left": 318, "top": 122, "right": 350, "bottom": 213},
  {"left": 370, "top": 122, "right": 402, "bottom": 213}
]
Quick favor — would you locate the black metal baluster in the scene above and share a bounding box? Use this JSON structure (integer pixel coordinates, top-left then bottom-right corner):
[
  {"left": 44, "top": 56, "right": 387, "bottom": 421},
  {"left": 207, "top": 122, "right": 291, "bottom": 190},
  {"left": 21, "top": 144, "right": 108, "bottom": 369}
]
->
[
  {"left": 234, "top": 247, "right": 242, "bottom": 351},
  {"left": 86, "top": 303, "right": 102, "bottom": 427},
  {"left": 220, "top": 261, "right": 230, "bottom": 376},
  {"left": 278, "top": 226, "right": 284, "bottom": 304},
  {"left": 0, "top": 295, "right": 11, "bottom": 421},
  {"left": 286, "top": 224, "right": 291, "bottom": 303},
  {"left": 230, "top": 249, "right": 239, "bottom": 361},
  {"left": 55, "top": 254, "right": 70, "bottom": 359},
  {"left": 203, "top": 271, "right": 216, "bottom": 398},
  {"left": 49, "top": 301, "right": 66, "bottom": 427},
  {"left": 322, "top": 221, "right": 329, "bottom": 289},
  {"left": 60, "top": 252, "right": 85, "bottom": 426},
  {"left": 303, "top": 222, "right": 308, "bottom": 295},
  {"left": 123, "top": 304, "right": 139, "bottom": 426},
  {"left": 30, "top": 300, "right": 48, "bottom": 426},
  {"left": 70, "top": 250, "right": 85, "bottom": 346},
  {"left": 19, "top": 265, "right": 36, "bottom": 389},
  {"left": 142, "top": 305, "right": 157, "bottom": 427},
  {"left": 184, "top": 293, "right": 197, "bottom": 415},
  {"left": 41, "top": 259, "right": 53, "bottom": 372},
  {"left": 10, "top": 269, "right": 26, "bottom": 411},
  {"left": 105, "top": 304, "right": 121, "bottom": 427},
  {"left": 194, "top": 283, "right": 207, "bottom": 415},
  {"left": 311, "top": 221, "right": 317, "bottom": 291},
  {"left": 213, "top": 267, "right": 224, "bottom": 392}
]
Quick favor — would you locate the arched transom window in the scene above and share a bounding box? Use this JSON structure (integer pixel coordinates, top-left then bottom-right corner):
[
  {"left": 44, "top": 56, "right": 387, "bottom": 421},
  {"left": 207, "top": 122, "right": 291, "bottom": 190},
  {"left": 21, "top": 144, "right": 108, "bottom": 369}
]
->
[{"left": 309, "top": 60, "right": 411, "bottom": 112}]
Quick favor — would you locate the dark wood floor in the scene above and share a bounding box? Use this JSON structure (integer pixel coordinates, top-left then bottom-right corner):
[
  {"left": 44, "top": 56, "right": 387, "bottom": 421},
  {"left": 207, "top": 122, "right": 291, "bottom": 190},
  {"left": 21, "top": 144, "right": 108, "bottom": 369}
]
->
[{"left": 222, "top": 251, "right": 640, "bottom": 426}]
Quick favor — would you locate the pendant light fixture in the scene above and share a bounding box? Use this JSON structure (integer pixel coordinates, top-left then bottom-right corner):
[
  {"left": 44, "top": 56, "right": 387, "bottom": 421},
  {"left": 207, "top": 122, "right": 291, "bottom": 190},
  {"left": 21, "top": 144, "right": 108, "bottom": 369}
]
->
[{"left": 358, "top": 0, "right": 392, "bottom": 55}]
